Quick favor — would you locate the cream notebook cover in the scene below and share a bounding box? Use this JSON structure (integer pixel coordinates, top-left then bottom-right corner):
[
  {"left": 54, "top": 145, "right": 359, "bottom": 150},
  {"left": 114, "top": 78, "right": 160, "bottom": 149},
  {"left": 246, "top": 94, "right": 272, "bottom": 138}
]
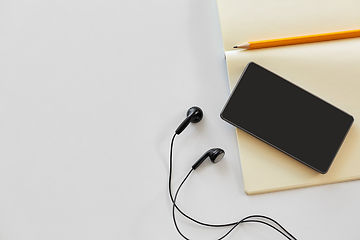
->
[{"left": 216, "top": 0, "right": 360, "bottom": 195}]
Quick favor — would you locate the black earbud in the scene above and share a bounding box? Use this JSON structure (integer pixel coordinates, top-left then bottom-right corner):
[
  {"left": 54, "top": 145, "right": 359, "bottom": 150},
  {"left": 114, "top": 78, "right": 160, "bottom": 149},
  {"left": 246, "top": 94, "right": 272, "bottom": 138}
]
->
[
  {"left": 175, "top": 106, "right": 203, "bottom": 135},
  {"left": 192, "top": 148, "right": 225, "bottom": 170}
]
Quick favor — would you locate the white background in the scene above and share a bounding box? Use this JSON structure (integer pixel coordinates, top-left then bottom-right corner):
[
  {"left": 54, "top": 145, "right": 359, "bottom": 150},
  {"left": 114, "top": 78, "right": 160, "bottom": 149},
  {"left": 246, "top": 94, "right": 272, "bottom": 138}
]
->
[{"left": 0, "top": 0, "right": 359, "bottom": 239}]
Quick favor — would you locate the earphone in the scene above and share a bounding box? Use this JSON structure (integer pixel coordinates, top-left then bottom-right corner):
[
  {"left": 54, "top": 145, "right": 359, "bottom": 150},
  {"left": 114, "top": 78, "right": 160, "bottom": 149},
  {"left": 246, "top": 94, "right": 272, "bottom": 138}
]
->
[
  {"left": 168, "top": 106, "right": 297, "bottom": 240},
  {"left": 192, "top": 148, "right": 225, "bottom": 170}
]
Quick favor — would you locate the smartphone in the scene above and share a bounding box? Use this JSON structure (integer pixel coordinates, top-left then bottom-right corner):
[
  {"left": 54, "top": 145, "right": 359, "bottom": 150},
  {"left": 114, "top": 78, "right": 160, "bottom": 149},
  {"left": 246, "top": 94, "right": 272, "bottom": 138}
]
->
[{"left": 220, "top": 62, "right": 354, "bottom": 174}]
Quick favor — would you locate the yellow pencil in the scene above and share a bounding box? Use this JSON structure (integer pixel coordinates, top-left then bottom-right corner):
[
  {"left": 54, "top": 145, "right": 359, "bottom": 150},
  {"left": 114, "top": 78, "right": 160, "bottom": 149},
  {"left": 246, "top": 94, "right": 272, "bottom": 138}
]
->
[{"left": 233, "top": 29, "right": 360, "bottom": 50}]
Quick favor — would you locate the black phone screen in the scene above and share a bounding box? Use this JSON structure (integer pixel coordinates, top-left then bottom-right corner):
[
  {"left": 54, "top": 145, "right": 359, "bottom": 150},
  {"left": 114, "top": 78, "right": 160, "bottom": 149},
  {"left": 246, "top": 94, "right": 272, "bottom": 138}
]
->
[{"left": 221, "top": 62, "right": 353, "bottom": 174}]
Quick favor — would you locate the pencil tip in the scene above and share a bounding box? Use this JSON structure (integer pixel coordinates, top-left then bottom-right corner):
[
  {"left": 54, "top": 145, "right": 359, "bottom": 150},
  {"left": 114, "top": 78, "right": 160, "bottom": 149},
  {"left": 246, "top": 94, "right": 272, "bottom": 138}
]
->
[{"left": 233, "top": 43, "right": 250, "bottom": 49}]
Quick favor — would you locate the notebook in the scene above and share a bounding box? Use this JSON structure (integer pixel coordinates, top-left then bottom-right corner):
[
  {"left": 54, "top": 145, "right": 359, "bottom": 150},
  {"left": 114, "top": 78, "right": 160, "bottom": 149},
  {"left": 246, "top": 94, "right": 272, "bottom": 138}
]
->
[{"left": 216, "top": 0, "right": 360, "bottom": 195}]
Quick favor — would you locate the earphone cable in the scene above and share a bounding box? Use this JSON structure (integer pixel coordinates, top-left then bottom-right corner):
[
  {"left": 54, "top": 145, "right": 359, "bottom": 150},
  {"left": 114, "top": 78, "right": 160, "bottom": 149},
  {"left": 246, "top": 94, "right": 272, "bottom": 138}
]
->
[
  {"left": 172, "top": 166, "right": 296, "bottom": 240},
  {"left": 169, "top": 133, "right": 237, "bottom": 227},
  {"left": 172, "top": 168, "right": 193, "bottom": 240},
  {"left": 169, "top": 132, "right": 297, "bottom": 240},
  {"left": 169, "top": 133, "right": 293, "bottom": 230}
]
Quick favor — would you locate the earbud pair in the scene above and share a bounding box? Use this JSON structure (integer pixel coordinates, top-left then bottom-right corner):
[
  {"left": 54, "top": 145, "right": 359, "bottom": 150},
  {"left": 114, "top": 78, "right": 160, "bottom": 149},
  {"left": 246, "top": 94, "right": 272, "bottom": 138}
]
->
[
  {"left": 170, "top": 107, "right": 296, "bottom": 240},
  {"left": 175, "top": 106, "right": 225, "bottom": 170}
]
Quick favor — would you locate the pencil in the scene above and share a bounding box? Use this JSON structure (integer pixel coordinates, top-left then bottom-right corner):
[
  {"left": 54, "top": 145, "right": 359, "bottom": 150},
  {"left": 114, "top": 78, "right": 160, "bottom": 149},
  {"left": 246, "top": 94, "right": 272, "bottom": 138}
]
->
[{"left": 233, "top": 29, "right": 360, "bottom": 50}]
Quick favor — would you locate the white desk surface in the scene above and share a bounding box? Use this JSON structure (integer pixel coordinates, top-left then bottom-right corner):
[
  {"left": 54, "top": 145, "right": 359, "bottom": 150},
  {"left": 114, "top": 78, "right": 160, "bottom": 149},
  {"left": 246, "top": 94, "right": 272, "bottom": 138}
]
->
[{"left": 0, "top": 1, "right": 359, "bottom": 239}]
